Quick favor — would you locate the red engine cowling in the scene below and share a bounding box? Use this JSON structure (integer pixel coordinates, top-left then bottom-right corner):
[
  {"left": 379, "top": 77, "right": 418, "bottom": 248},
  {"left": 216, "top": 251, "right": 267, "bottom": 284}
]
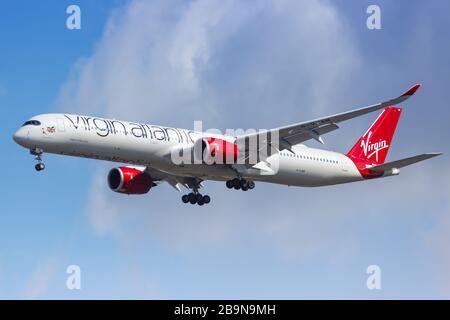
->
[
  {"left": 194, "top": 137, "right": 238, "bottom": 164},
  {"left": 107, "top": 167, "right": 153, "bottom": 195}
]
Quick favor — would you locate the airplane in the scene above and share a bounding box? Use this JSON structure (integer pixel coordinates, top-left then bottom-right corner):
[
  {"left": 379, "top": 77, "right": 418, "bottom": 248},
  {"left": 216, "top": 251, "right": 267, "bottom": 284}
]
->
[{"left": 13, "top": 84, "right": 442, "bottom": 206}]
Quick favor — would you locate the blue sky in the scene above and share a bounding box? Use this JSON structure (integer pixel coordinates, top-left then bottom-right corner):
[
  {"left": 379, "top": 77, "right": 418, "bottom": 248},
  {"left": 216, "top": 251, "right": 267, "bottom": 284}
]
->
[{"left": 1, "top": 0, "right": 449, "bottom": 299}]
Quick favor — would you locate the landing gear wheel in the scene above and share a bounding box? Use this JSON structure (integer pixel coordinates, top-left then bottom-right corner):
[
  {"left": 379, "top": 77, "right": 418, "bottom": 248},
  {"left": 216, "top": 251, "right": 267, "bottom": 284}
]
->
[
  {"left": 182, "top": 181, "right": 211, "bottom": 206},
  {"left": 31, "top": 148, "right": 45, "bottom": 172},
  {"left": 35, "top": 163, "right": 45, "bottom": 171},
  {"left": 188, "top": 193, "right": 197, "bottom": 204},
  {"left": 227, "top": 178, "right": 255, "bottom": 191}
]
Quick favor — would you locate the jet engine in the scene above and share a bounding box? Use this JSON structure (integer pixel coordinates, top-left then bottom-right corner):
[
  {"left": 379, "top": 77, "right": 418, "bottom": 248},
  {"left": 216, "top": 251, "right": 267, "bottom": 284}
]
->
[
  {"left": 193, "top": 137, "right": 238, "bottom": 164},
  {"left": 107, "top": 167, "right": 153, "bottom": 195}
]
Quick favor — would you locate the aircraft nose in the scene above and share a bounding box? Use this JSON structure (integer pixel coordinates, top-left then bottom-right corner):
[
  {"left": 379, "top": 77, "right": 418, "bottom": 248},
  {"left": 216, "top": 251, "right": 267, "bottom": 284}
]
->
[{"left": 13, "top": 128, "right": 27, "bottom": 146}]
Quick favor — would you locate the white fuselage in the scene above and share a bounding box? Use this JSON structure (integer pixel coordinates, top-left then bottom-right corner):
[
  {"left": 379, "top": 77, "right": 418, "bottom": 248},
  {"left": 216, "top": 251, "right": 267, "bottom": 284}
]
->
[{"left": 13, "top": 113, "right": 364, "bottom": 187}]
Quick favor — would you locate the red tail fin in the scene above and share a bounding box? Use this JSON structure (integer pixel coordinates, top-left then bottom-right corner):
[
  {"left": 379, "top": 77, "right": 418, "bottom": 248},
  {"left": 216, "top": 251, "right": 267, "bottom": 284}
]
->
[{"left": 347, "top": 107, "right": 402, "bottom": 165}]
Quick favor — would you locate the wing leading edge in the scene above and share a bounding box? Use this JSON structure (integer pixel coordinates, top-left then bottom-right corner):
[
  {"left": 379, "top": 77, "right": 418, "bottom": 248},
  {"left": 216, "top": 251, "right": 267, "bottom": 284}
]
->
[{"left": 235, "top": 84, "right": 421, "bottom": 155}]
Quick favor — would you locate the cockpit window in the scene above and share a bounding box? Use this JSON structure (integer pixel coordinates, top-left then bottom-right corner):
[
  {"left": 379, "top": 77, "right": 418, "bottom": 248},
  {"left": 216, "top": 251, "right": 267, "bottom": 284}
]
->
[{"left": 22, "top": 120, "right": 41, "bottom": 127}]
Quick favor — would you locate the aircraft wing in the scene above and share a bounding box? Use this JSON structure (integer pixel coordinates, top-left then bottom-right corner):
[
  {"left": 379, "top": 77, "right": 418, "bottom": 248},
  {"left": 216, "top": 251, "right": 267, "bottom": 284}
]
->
[
  {"left": 367, "top": 153, "right": 442, "bottom": 173},
  {"left": 144, "top": 166, "right": 202, "bottom": 192},
  {"left": 235, "top": 84, "right": 421, "bottom": 158}
]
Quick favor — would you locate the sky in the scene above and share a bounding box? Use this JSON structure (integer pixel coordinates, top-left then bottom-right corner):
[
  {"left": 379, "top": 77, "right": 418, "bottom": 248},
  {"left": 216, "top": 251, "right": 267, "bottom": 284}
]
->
[{"left": 1, "top": 0, "right": 450, "bottom": 299}]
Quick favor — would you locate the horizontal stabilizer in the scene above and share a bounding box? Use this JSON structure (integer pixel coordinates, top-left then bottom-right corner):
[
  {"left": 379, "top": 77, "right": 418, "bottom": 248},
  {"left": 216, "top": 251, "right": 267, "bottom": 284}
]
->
[{"left": 368, "top": 152, "right": 442, "bottom": 172}]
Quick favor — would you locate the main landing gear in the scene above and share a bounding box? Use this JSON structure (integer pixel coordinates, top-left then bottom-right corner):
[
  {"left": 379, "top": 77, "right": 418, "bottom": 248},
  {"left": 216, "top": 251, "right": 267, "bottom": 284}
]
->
[
  {"left": 181, "top": 193, "right": 211, "bottom": 206},
  {"left": 181, "top": 182, "right": 211, "bottom": 206},
  {"left": 226, "top": 178, "right": 255, "bottom": 191},
  {"left": 31, "top": 148, "right": 45, "bottom": 172}
]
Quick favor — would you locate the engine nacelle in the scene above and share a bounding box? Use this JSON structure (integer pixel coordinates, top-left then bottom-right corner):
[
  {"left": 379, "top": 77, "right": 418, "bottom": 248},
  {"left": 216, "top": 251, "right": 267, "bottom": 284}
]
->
[
  {"left": 107, "top": 167, "right": 153, "bottom": 195},
  {"left": 194, "top": 137, "right": 238, "bottom": 164}
]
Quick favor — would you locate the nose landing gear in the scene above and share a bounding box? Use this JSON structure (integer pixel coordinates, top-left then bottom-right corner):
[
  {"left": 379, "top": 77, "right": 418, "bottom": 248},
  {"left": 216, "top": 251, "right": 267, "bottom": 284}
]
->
[
  {"left": 30, "top": 148, "right": 45, "bottom": 172},
  {"left": 35, "top": 163, "right": 45, "bottom": 171},
  {"left": 226, "top": 178, "right": 255, "bottom": 191}
]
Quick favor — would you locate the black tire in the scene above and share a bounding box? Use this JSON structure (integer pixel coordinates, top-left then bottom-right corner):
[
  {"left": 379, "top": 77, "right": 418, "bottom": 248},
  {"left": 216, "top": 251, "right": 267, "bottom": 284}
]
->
[
  {"left": 203, "top": 195, "right": 211, "bottom": 204},
  {"left": 232, "top": 178, "right": 240, "bottom": 188},
  {"left": 196, "top": 193, "right": 203, "bottom": 203},
  {"left": 197, "top": 198, "right": 205, "bottom": 206},
  {"left": 242, "top": 186, "right": 248, "bottom": 191},
  {"left": 188, "top": 193, "right": 197, "bottom": 204},
  {"left": 35, "top": 163, "right": 45, "bottom": 171},
  {"left": 239, "top": 179, "right": 247, "bottom": 188},
  {"left": 248, "top": 181, "right": 255, "bottom": 189},
  {"left": 182, "top": 195, "right": 189, "bottom": 203},
  {"left": 226, "top": 180, "right": 233, "bottom": 189}
]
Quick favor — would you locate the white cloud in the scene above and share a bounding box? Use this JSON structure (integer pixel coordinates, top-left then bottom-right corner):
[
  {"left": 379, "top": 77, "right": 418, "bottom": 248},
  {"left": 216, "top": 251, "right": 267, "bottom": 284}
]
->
[
  {"left": 55, "top": 0, "right": 364, "bottom": 257},
  {"left": 22, "top": 258, "right": 58, "bottom": 300},
  {"left": 55, "top": 0, "right": 361, "bottom": 127},
  {"left": 54, "top": 1, "right": 420, "bottom": 252},
  {"left": 85, "top": 160, "right": 448, "bottom": 261},
  {"left": 53, "top": 0, "right": 450, "bottom": 297}
]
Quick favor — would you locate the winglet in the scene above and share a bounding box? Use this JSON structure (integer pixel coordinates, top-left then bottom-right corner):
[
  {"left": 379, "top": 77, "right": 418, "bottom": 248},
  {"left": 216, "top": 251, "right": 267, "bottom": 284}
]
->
[
  {"left": 426, "top": 152, "right": 443, "bottom": 156},
  {"left": 401, "top": 83, "right": 421, "bottom": 98}
]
